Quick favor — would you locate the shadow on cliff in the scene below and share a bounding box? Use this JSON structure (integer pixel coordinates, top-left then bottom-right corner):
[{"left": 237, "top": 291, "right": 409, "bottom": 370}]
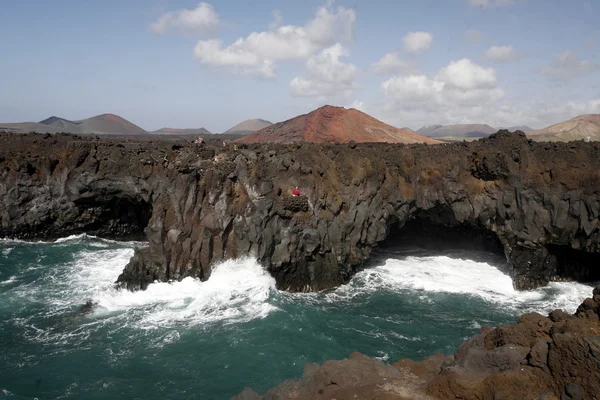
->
[{"left": 366, "top": 207, "right": 510, "bottom": 275}]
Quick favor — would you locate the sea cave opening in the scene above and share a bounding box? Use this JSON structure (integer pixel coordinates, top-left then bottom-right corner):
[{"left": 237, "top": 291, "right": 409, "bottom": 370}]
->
[
  {"left": 73, "top": 194, "right": 152, "bottom": 240},
  {"left": 548, "top": 244, "right": 600, "bottom": 283},
  {"left": 372, "top": 207, "right": 507, "bottom": 271}
]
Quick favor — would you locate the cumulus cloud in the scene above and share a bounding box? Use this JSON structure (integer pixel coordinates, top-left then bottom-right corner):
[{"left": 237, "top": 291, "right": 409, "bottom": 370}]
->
[
  {"left": 467, "top": 0, "right": 514, "bottom": 7},
  {"left": 193, "top": 2, "right": 356, "bottom": 79},
  {"left": 484, "top": 45, "right": 517, "bottom": 62},
  {"left": 380, "top": 59, "right": 504, "bottom": 126},
  {"left": 290, "top": 43, "right": 358, "bottom": 98},
  {"left": 151, "top": 2, "right": 220, "bottom": 35},
  {"left": 403, "top": 32, "right": 433, "bottom": 53},
  {"left": 540, "top": 50, "right": 600, "bottom": 81},
  {"left": 372, "top": 52, "right": 418, "bottom": 75}
]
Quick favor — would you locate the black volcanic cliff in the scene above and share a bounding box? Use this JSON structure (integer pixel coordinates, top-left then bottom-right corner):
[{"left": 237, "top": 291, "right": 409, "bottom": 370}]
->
[{"left": 1, "top": 131, "right": 600, "bottom": 294}]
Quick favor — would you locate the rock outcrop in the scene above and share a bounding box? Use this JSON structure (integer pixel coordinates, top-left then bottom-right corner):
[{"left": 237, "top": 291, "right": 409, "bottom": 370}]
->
[
  {"left": 1, "top": 130, "right": 600, "bottom": 293},
  {"left": 233, "top": 286, "right": 600, "bottom": 400}
]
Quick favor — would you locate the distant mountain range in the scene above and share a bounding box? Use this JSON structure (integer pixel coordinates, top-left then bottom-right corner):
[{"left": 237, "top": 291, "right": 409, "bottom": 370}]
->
[
  {"left": 417, "top": 124, "right": 533, "bottom": 139},
  {"left": 527, "top": 114, "right": 600, "bottom": 142},
  {"left": 224, "top": 119, "right": 273, "bottom": 135},
  {"left": 151, "top": 127, "right": 212, "bottom": 135},
  {"left": 2, "top": 112, "right": 597, "bottom": 143},
  {"left": 0, "top": 114, "right": 146, "bottom": 135},
  {"left": 237, "top": 105, "right": 441, "bottom": 145},
  {"left": 0, "top": 114, "right": 273, "bottom": 136}
]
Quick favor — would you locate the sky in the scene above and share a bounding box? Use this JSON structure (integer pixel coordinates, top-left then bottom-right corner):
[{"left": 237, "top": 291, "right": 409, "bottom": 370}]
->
[{"left": 1, "top": 0, "right": 599, "bottom": 132}]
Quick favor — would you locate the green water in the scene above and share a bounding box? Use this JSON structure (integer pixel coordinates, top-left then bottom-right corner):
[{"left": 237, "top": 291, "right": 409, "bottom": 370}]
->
[{"left": 0, "top": 236, "right": 594, "bottom": 399}]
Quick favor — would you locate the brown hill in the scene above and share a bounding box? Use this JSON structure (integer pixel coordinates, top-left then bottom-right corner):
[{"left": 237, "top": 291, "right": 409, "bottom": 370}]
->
[
  {"left": 527, "top": 114, "right": 600, "bottom": 142},
  {"left": 224, "top": 119, "right": 273, "bottom": 135},
  {"left": 75, "top": 114, "right": 147, "bottom": 135},
  {"left": 2, "top": 114, "right": 147, "bottom": 135},
  {"left": 237, "top": 106, "right": 441, "bottom": 144}
]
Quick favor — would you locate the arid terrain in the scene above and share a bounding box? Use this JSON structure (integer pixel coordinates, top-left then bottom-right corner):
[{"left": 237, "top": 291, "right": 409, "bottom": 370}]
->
[{"left": 237, "top": 105, "right": 440, "bottom": 144}]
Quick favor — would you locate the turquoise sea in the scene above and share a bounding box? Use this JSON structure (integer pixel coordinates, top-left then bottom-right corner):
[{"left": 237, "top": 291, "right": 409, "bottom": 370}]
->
[{"left": 0, "top": 235, "right": 595, "bottom": 399}]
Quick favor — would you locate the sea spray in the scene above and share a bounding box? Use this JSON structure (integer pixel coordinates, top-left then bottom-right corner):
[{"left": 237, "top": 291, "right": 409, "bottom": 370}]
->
[
  {"left": 94, "top": 257, "right": 278, "bottom": 328},
  {"left": 1, "top": 237, "right": 597, "bottom": 400}
]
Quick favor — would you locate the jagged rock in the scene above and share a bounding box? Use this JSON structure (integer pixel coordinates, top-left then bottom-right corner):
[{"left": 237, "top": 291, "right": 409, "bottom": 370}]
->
[
  {"left": 1, "top": 131, "right": 600, "bottom": 292},
  {"left": 236, "top": 286, "right": 600, "bottom": 400}
]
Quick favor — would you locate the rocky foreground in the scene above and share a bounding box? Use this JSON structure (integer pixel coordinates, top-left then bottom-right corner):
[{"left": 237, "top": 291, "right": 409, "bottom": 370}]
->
[
  {"left": 1, "top": 131, "right": 599, "bottom": 292},
  {"left": 233, "top": 286, "right": 600, "bottom": 400}
]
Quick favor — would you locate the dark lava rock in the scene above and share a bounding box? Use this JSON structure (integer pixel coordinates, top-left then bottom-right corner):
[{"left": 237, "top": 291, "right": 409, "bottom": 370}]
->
[
  {"left": 1, "top": 131, "right": 600, "bottom": 293},
  {"left": 75, "top": 300, "right": 97, "bottom": 316}
]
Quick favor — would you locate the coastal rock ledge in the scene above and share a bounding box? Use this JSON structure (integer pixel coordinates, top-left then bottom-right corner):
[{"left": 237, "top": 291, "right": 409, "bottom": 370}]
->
[
  {"left": 0, "top": 131, "right": 599, "bottom": 292},
  {"left": 233, "top": 286, "right": 600, "bottom": 400}
]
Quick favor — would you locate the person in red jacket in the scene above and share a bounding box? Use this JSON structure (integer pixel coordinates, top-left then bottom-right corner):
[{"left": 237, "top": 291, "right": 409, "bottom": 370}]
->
[{"left": 292, "top": 187, "right": 301, "bottom": 196}]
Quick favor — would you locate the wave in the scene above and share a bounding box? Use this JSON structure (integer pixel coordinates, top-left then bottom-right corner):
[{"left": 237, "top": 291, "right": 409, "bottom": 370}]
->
[
  {"left": 336, "top": 254, "right": 594, "bottom": 314},
  {"left": 4, "top": 236, "right": 594, "bottom": 342},
  {"left": 0, "top": 276, "right": 17, "bottom": 285},
  {"left": 0, "top": 233, "right": 147, "bottom": 247},
  {"left": 93, "top": 257, "right": 278, "bottom": 328}
]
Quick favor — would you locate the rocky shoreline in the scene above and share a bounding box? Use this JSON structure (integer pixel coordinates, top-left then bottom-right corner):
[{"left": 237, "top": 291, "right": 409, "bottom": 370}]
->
[
  {"left": 233, "top": 286, "right": 600, "bottom": 400},
  {"left": 1, "top": 130, "right": 599, "bottom": 293},
  {"left": 2, "top": 131, "right": 600, "bottom": 399}
]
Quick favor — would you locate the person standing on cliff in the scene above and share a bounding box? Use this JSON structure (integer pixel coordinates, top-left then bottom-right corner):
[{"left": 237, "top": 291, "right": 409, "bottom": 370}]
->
[{"left": 292, "top": 187, "right": 301, "bottom": 196}]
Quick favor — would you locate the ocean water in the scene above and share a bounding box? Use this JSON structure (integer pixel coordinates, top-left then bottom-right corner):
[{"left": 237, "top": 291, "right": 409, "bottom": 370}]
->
[{"left": 0, "top": 235, "right": 595, "bottom": 400}]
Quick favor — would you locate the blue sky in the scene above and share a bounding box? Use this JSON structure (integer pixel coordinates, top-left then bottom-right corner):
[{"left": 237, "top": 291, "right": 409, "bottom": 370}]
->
[{"left": 1, "top": 0, "right": 599, "bottom": 132}]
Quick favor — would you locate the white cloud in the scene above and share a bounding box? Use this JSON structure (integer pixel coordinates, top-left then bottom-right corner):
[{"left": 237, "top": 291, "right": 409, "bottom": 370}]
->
[
  {"left": 436, "top": 59, "right": 500, "bottom": 91},
  {"left": 346, "top": 100, "right": 365, "bottom": 111},
  {"left": 374, "top": 55, "right": 599, "bottom": 129},
  {"left": 540, "top": 50, "right": 600, "bottom": 81},
  {"left": 290, "top": 43, "right": 358, "bottom": 98},
  {"left": 484, "top": 45, "right": 517, "bottom": 62},
  {"left": 193, "top": 2, "right": 356, "bottom": 79},
  {"left": 380, "top": 59, "right": 504, "bottom": 126},
  {"left": 151, "top": 2, "right": 219, "bottom": 35},
  {"left": 372, "top": 52, "right": 417, "bottom": 75},
  {"left": 465, "top": 29, "right": 484, "bottom": 43},
  {"left": 403, "top": 32, "right": 433, "bottom": 54},
  {"left": 467, "top": 0, "right": 514, "bottom": 7},
  {"left": 484, "top": 98, "right": 600, "bottom": 129}
]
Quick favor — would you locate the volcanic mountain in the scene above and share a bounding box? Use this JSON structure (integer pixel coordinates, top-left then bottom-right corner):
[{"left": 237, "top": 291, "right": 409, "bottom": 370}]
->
[
  {"left": 527, "top": 114, "right": 600, "bottom": 142},
  {"left": 236, "top": 106, "right": 440, "bottom": 144},
  {"left": 151, "top": 127, "right": 212, "bottom": 135},
  {"left": 1, "top": 114, "right": 147, "bottom": 135},
  {"left": 224, "top": 119, "right": 273, "bottom": 135}
]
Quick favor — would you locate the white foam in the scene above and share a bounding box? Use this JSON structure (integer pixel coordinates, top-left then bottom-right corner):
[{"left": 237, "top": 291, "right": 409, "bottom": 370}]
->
[
  {"left": 1, "top": 247, "right": 13, "bottom": 256},
  {"left": 342, "top": 255, "right": 595, "bottom": 314},
  {"left": 1, "top": 276, "right": 17, "bottom": 285},
  {"left": 0, "top": 234, "right": 146, "bottom": 247},
  {"left": 55, "top": 233, "right": 147, "bottom": 248},
  {"left": 93, "top": 256, "right": 278, "bottom": 328}
]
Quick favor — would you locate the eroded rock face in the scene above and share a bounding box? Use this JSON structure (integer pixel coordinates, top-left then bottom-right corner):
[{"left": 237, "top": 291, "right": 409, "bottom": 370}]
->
[
  {"left": 1, "top": 131, "right": 600, "bottom": 292},
  {"left": 233, "top": 286, "right": 600, "bottom": 400}
]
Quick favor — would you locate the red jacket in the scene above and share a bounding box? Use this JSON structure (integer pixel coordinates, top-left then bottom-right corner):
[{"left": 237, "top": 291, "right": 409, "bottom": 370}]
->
[{"left": 292, "top": 188, "right": 301, "bottom": 196}]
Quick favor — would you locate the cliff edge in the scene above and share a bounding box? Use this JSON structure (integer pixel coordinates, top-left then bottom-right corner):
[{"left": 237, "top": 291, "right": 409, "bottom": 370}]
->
[{"left": 1, "top": 131, "right": 599, "bottom": 293}]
